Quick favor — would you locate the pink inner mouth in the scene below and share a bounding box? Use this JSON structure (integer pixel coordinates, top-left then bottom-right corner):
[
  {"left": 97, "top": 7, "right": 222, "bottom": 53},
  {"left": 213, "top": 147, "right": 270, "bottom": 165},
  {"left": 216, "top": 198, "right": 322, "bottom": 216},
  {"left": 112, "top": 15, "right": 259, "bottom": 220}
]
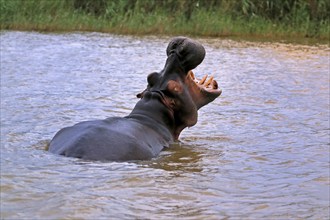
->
[{"left": 188, "top": 70, "right": 221, "bottom": 92}]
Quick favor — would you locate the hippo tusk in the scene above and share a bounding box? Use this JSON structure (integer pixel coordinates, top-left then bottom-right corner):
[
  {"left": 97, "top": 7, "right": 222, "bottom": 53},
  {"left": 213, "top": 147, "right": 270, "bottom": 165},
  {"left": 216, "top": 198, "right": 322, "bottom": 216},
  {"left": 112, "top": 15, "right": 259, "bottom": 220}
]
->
[
  {"left": 204, "top": 75, "right": 214, "bottom": 87},
  {"left": 188, "top": 70, "right": 195, "bottom": 80},
  {"left": 199, "top": 75, "right": 207, "bottom": 85}
]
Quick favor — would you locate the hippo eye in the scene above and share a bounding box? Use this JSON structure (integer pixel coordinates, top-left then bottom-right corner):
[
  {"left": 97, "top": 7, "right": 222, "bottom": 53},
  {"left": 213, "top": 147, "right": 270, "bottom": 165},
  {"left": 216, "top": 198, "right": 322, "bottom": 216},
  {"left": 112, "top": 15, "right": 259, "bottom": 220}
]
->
[
  {"left": 147, "top": 72, "right": 160, "bottom": 87},
  {"left": 167, "top": 80, "right": 183, "bottom": 94}
]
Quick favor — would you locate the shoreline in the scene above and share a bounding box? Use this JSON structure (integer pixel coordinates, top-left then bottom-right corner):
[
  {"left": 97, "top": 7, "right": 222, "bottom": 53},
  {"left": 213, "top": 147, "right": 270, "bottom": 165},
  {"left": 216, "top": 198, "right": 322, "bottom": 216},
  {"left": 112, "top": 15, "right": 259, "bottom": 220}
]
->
[
  {"left": 1, "top": 27, "right": 328, "bottom": 46},
  {"left": 1, "top": 0, "right": 329, "bottom": 46}
]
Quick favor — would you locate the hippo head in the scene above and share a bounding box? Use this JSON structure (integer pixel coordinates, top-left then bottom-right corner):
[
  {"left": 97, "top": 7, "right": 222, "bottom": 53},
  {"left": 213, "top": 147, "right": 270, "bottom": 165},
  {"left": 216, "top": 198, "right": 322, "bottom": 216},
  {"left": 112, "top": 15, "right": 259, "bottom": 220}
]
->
[{"left": 136, "top": 37, "right": 222, "bottom": 139}]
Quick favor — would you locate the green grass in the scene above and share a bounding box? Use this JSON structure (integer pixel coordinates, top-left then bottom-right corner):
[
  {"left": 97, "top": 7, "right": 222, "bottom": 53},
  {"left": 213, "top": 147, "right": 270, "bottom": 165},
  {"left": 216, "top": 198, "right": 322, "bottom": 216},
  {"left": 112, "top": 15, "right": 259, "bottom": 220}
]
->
[{"left": 1, "top": 0, "right": 329, "bottom": 43}]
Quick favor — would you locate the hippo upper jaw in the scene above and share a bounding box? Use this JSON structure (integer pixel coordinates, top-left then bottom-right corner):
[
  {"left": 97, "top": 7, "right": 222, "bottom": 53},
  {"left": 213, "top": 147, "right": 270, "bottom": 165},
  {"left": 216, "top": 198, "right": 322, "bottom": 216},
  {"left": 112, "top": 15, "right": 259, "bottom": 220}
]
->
[{"left": 166, "top": 36, "right": 206, "bottom": 73}]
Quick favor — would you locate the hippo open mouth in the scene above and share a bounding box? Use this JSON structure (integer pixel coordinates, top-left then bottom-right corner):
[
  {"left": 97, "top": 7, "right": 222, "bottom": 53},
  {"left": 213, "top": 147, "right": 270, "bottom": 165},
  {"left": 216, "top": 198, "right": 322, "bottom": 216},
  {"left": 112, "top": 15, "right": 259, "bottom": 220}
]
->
[
  {"left": 188, "top": 70, "right": 222, "bottom": 96},
  {"left": 49, "top": 37, "right": 222, "bottom": 161}
]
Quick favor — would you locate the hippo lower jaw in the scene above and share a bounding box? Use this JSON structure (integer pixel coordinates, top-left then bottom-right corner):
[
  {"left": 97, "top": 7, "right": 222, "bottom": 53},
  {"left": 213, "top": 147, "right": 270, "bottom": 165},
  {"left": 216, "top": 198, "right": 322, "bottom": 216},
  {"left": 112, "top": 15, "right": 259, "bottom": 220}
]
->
[{"left": 184, "top": 70, "right": 222, "bottom": 110}]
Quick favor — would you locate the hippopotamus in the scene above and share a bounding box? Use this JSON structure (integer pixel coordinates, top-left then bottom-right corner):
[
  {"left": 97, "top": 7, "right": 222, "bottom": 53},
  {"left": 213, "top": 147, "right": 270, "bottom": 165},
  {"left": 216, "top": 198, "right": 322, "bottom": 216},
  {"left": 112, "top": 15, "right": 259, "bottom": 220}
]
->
[{"left": 48, "top": 37, "right": 222, "bottom": 161}]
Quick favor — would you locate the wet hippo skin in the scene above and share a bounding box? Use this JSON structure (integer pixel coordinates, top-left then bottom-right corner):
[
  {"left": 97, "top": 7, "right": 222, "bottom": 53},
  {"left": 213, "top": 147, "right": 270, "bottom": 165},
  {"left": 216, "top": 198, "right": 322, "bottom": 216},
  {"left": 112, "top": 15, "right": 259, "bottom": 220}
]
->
[{"left": 48, "top": 37, "right": 222, "bottom": 161}]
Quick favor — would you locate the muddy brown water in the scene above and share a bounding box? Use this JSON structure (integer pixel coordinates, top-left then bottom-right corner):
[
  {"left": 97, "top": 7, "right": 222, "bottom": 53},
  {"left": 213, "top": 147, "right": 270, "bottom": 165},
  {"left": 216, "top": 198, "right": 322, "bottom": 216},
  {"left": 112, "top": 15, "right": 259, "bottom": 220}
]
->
[{"left": 1, "top": 31, "right": 329, "bottom": 219}]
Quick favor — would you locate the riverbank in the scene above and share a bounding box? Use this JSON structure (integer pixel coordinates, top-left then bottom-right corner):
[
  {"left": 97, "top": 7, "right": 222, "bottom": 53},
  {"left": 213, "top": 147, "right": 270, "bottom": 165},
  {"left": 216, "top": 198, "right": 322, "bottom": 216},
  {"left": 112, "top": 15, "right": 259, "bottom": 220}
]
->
[{"left": 1, "top": 0, "right": 329, "bottom": 44}]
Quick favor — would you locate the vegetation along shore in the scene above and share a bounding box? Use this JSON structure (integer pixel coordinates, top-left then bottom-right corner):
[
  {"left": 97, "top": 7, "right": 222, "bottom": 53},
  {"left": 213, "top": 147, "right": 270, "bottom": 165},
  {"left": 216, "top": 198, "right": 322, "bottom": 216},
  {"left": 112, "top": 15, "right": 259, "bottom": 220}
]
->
[{"left": 0, "top": 0, "right": 329, "bottom": 43}]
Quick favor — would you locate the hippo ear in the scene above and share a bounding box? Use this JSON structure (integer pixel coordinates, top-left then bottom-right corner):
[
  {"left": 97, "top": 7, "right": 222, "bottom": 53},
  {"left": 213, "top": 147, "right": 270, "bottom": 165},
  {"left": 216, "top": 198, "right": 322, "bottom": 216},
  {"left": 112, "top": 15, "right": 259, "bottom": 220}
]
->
[
  {"left": 166, "top": 37, "right": 205, "bottom": 72},
  {"left": 136, "top": 88, "right": 147, "bottom": 98}
]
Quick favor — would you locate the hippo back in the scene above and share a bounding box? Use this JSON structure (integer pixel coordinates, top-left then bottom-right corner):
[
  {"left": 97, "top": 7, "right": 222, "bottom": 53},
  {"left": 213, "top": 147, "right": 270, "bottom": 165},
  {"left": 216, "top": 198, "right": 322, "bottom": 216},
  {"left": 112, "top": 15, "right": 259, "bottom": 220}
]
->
[{"left": 48, "top": 117, "right": 170, "bottom": 161}]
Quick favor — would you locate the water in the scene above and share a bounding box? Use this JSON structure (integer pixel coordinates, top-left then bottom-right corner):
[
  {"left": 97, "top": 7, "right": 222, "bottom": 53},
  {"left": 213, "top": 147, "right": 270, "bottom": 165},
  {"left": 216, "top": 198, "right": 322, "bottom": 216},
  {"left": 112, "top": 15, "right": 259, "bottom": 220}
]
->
[{"left": 1, "top": 31, "right": 329, "bottom": 219}]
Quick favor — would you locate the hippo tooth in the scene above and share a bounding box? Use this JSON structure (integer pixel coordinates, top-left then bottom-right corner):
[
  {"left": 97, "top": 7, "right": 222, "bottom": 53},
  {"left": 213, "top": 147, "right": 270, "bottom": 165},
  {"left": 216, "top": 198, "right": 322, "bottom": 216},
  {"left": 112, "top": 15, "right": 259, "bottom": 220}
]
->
[
  {"left": 188, "top": 70, "right": 195, "bottom": 80},
  {"left": 199, "top": 75, "right": 208, "bottom": 85},
  {"left": 204, "top": 76, "right": 214, "bottom": 87},
  {"left": 188, "top": 71, "right": 199, "bottom": 84}
]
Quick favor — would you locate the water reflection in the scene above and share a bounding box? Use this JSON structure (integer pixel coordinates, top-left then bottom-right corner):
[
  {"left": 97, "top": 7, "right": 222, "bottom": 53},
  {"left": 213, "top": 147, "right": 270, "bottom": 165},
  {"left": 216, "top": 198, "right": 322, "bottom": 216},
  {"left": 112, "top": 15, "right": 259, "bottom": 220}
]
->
[{"left": 142, "top": 142, "right": 204, "bottom": 172}]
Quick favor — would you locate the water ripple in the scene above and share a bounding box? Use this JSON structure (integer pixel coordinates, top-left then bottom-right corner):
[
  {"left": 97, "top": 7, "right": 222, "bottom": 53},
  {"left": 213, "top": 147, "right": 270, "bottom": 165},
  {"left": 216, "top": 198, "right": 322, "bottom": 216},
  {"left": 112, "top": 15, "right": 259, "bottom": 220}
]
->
[{"left": 1, "top": 31, "right": 329, "bottom": 219}]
